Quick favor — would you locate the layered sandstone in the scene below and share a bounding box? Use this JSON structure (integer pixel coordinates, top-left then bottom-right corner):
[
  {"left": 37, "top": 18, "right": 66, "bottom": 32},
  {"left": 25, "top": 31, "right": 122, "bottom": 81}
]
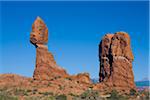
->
[
  {"left": 98, "top": 32, "right": 136, "bottom": 92},
  {"left": 30, "top": 17, "right": 68, "bottom": 80}
]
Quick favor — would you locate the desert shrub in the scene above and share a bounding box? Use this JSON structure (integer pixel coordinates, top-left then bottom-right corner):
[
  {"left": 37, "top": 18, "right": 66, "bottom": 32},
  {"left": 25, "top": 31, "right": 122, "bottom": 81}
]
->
[
  {"left": 144, "top": 91, "right": 149, "bottom": 100},
  {"left": 130, "top": 89, "right": 137, "bottom": 96},
  {"left": 109, "top": 90, "right": 118, "bottom": 99},
  {"left": 65, "top": 77, "right": 72, "bottom": 81},
  {"left": 48, "top": 96, "right": 55, "bottom": 100},
  {"left": 42, "top": 92, "right": 53, "bottom": 96},
  {"left": 58, "top": 85, "right": 64, "bottom": 90},
  {"left": 32, "top": 89, "right": 37, "bottom": 94},
  {"left": 14, "top": 88, "right": 28, "bottom": 96},
  {"left": 47, "top": 82, "right": 52, "bottom": 86},
  {"left": 24, "top": 96, "right": 42, "bottom": 100},
  {"left": 26, "top": 89, "right": 32, "bottom": 93},
  {"left": 108, "top": 90, "right": 128, "bottom": 100},
  {"left": 69, "top": 93, "right": 77, "bottom": 97},
  {"left": 0, "top": 92, "right": 18, "bottom": 100},
  {"left": 88, "top": 85, "right": 93, "bottom": 90},
  {"left": 56, "top": 94, "right": 67, "bottom": 100},
  {"left": 54, "top": 76, "right": 61, "bottom": 79},
  {"left": 80, "top": 90, "right": 90, "bottom": 99},
  {"left": 76, "top": 90, "right": 101, "bottom": 100},
  {"left": 139, "top": 90, "right": 150, "bottom": 100}
]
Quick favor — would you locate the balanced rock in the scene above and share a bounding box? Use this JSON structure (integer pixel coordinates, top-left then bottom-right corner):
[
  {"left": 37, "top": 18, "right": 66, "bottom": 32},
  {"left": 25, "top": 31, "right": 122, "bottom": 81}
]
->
[
  {"left": 98, "top": 32, "right": 136, "bottom": 92},
  {"left": 30, "top": 17, "right": 68, "bottom": 80},
  {"left": 30, "top": 16, "right": 48, "bottom": 45}
]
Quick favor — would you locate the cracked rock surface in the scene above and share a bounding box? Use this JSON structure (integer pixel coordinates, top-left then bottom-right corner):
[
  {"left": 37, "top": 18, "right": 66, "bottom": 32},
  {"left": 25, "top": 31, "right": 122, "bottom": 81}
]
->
[{"left": 98, "top": 32, "right": 136, "bottom": 93}]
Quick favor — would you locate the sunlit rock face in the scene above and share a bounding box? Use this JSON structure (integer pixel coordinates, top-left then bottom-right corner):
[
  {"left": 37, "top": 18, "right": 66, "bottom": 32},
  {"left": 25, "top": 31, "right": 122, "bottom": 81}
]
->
[
  {"left": 30, "top": 16, "right": 92, "bottom": 85},
  {"left": 98, "top": 32, "right": 136, "bottom": 93},
  {"left": 30, "top": 16, "right": 48, "bottom": 46},
  {"left": 30, "top": 17, "right": 135, "bottom": 93},
  {"left": 30, "top": 17, "right": 68, "bottom": 80}
]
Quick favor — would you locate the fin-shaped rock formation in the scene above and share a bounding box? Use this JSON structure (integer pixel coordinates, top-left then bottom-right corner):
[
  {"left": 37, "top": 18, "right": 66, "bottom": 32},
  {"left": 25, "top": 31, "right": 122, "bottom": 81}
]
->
[{"left": 95, "top": 32, "right": 136, "bottom": 93}]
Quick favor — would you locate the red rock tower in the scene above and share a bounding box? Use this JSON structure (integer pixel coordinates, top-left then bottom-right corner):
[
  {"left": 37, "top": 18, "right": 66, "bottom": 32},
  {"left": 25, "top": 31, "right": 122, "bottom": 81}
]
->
[
  {"left": 30, "top": 17, "right": 68, "bottom": 80},
  {"left": 99, "top": 32, "right": 136, "bottom": 92}
]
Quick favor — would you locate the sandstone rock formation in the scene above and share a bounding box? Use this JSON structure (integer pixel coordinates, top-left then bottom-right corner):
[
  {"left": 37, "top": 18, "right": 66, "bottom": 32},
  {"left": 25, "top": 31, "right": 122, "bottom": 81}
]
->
[
  {"left": 98, "top": 32, "right": 136, "bottom": 92},
  {"left": 30, "top": 17, "right": 68, "bottom": 80},
  {"left": 30, "top": 17, "right": 92, "bottom": 85},
  {"left": 0, "top": 74, "right": 32, "bottom": 88},
  {"left": 0, "top": 17, "right": 137, "bottom": 98},
  {"left": 71, "top": 73, "right": 91, "bottom": 84},
  {"left": 30, "top": 17, "right": 136, "bottom": 93}
]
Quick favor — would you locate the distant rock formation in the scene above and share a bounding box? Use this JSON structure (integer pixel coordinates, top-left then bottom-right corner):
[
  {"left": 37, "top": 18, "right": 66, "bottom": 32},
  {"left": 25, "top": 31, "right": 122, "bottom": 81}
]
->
[
  {"left": 71, "top": 73, "right": 91, "bottom": 84},
  {"left": 30, "top": 17, "right": 68, "bottom": 80},
  {"left": 98, "top": 32, "right": 136, "bottom": 92},
  {"left": 0, "top": 74, "right": 31, "bottom": 88}
]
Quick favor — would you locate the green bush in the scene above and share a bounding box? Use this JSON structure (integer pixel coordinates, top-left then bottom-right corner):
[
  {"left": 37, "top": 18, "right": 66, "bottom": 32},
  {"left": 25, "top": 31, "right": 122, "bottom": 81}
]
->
[
  {"left": 24, "top": 96, "right": 42, "bottom": 100},
  {"left": 43, "top": 92, "right": 53, "bottom": 96},
  {"left": 0, "top": 92, "right": 18, "bottom": 100},
  {"left": 108, "top": 90, "right": 118, "bottom": 100},
  {"left": 76, "top": 90, "right": 100, "bottom": 100},
  {"left": 48, "top": 96, "right": 55, "bottom": 100},
  {"left": 58, "top": 85, "right": 64, "bottom": 90},
  {"left": 56, "top": 94, "right": 67, "bottom": 100},
  {"left": 130, "top": 89, "right": 137, "bottom": 96},
  {"left": 14, "top": 88, "right": 28, "bottom": 96},
  {"left": 108, "top": 90, "right": 128, "bottom": 100}
]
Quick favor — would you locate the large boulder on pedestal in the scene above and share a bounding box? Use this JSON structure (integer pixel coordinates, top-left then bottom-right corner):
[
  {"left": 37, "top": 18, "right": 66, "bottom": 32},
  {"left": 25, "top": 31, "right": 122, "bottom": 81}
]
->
[{"left": 30, "top": 17, "right": 68, "bottom": 81}]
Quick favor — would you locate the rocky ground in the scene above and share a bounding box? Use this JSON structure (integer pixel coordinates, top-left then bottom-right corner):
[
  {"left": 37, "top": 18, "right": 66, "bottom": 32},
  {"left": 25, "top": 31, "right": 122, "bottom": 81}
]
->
[{"left": 0, "top": 74, "right": 149, "bottom": 100}]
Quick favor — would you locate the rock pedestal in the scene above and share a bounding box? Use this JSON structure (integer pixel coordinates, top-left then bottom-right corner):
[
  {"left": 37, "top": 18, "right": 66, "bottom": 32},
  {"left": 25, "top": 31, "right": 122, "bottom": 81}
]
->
[{"left": 30, "top": 17, "right": 68, "bottom": 80}]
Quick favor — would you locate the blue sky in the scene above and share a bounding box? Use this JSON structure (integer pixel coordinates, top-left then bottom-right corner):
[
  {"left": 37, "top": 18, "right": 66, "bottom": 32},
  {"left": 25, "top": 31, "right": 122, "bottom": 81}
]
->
[{"left": 0, "top": 1, "right": 149, "bottom": 81}]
